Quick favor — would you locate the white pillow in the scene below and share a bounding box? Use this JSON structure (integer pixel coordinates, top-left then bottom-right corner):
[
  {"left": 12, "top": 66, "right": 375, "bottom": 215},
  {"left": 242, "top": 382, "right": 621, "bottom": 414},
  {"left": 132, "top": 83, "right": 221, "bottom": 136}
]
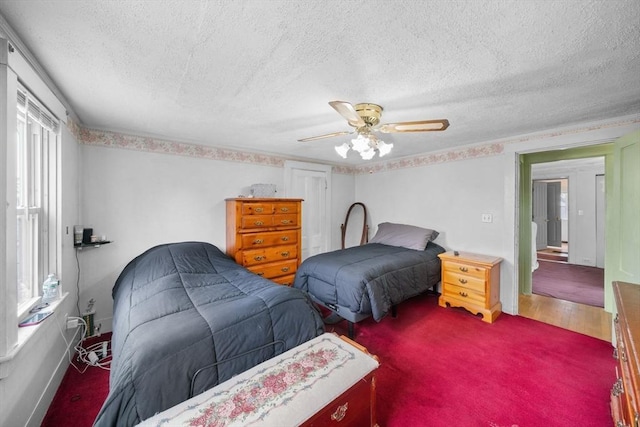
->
[{"left": 369, "top": 222, "right": 439, "bottom": 250}]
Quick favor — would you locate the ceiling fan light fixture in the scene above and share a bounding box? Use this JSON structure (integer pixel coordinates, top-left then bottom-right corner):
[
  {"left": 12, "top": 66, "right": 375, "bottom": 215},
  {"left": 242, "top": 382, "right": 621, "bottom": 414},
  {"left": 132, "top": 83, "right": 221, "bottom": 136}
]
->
[
  {"left": 335, "top": 142, "right": 350, "bottom": 159},
  {"left": 351, "top": 134, "right": 372, "bottom": 153},
  {"left": 360, "top": 148, "right": 376, "bottom": 160},
  {"left": 377, "top": 140, "right": 393, "bottom": 157}
]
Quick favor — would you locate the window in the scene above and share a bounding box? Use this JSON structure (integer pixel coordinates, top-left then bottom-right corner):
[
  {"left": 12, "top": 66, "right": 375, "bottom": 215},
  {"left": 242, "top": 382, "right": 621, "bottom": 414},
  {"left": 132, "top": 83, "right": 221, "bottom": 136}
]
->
[{"left": 15, "top": 87, "right": 60, "bottom": 314}]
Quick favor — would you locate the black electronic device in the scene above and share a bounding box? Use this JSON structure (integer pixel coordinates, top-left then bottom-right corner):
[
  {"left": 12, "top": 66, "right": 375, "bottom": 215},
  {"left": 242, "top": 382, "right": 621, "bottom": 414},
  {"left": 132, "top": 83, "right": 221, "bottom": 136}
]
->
[{"left": 454, "top": 250, "right": 459, "bottom": 256}]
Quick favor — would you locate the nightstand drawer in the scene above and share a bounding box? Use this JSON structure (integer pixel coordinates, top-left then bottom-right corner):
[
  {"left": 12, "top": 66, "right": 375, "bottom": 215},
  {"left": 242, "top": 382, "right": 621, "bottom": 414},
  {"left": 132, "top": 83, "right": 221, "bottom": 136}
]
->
[
  {"left": 443, "top": 271, "right": 486, "bottom": 294},
  {"left": 242, "top": 244, "right": 298, "bottom": 266},
  {"left": 443, "top": 283, "right": 485, "bottom": 304},
  {"left": 443, "top": 261, "right": 487, "bottom": 279}
]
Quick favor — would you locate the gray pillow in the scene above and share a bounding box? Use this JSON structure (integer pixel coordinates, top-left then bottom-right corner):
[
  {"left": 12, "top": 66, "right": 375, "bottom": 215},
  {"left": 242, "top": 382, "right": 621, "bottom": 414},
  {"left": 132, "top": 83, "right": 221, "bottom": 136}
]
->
[{"left": 369, "top": 222, "right": 439, "bottom": 250}]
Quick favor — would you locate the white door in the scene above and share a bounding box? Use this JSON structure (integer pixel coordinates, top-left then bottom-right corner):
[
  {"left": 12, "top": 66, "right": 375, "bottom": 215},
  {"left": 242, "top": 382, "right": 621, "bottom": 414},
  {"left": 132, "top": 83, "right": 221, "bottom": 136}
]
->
[{"left": 284, "top": 161, "right": 331, "bottom": 260}]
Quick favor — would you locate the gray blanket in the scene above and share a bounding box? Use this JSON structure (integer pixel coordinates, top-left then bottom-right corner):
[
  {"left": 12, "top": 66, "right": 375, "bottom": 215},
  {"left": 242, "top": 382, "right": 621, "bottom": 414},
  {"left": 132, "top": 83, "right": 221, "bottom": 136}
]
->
[
  {"left": 94, "top": 242, "right": 324, "bottom": 427},
  {"left": 293, "top": 242, "right": 444, "bottom": 321}
]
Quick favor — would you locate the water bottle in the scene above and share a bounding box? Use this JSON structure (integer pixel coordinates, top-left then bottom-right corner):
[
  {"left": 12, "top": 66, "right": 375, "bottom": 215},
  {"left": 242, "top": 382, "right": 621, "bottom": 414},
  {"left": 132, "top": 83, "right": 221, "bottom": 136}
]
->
[{"left": 42, "top": 274, "right": 59, "bottom": 303}]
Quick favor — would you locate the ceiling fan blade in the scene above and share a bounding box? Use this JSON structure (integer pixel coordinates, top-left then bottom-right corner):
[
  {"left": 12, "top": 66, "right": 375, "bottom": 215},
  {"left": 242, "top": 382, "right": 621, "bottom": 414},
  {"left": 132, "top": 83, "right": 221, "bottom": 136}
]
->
[
  {"left": 297, "top": 131, "right": 353, "bottom": 142},
  {"left": 329, "top": 101, "right": 365, "bottom": 127},
  {"left": 378, "top": 119, "right": 450, "bottom": 133}
]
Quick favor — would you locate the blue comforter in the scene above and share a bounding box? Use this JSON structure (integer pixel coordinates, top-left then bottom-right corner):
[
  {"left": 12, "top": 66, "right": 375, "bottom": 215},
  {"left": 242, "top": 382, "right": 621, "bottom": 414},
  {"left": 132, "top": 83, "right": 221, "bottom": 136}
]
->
[
  {"left": 94, "top": 242, "right": 324, "bottom": 427},
  {"left": 294, "top": 242, "right": 444, "bottom": 321}
]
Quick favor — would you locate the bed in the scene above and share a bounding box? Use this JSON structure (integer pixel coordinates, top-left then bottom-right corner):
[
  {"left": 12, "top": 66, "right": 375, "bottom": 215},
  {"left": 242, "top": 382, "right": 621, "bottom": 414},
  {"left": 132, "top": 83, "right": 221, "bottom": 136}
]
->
[
  {"left": 293, "top": 223, "right": 445, "bottom": 338},
  {"left": 93, "top": 241, "right": 324, "bottom": 427}
]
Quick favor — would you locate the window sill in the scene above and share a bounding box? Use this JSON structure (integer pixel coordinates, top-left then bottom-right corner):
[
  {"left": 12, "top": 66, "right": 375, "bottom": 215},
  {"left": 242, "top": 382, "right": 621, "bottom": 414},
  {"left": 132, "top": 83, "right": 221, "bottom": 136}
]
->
[{"left": 0, "top": 292, "right": 69, "bottom": 379}]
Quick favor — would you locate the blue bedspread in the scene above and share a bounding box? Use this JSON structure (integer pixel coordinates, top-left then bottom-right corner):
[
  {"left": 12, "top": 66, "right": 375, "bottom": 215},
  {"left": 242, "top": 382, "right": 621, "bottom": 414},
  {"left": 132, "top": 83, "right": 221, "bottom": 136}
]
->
[
  {"left": 94, "top": 242, "right": 324, "bottom": 427},
  {"left": 293, "top": 242, "right": 444, "bottom": 321}
]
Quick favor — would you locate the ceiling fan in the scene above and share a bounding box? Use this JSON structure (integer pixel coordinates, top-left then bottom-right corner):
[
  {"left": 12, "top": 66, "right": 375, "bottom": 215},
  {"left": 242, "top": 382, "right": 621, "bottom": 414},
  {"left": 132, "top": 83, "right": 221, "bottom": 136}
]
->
[{"left": 298, "top": 101, "right": 449, "bottom": 159}]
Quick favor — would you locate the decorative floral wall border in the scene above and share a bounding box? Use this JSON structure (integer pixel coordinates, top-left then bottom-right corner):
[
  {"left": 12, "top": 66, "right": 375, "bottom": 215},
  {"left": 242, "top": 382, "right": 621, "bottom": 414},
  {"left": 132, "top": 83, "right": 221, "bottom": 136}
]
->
[{"left": 66, "top": 117, "right": 638, "bottom": 176}]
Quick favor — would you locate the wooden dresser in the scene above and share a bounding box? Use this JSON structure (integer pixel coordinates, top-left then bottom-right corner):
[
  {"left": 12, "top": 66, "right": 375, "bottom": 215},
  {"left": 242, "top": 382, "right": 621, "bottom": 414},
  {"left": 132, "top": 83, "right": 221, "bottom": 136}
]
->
[
  {"left": 438, "top": 251, "right": 502, "bottom": 323},
  {"left": 612, "top": 281, "right": 640, "bottom": 427},
  {"left": 226, "top": 198, "right": 302, "bottom": 286}
]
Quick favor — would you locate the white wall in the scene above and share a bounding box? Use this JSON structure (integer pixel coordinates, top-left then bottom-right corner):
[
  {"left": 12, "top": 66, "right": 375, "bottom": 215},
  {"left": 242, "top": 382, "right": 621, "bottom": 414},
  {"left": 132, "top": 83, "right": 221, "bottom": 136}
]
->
[
  {"left": 356, "top": 116, "right": 640, "bottom": 316},
  {"left": 356, "top": 154, "right": 514, "bottom": 306},
  {"left": 79, "top": 145, "right": 354, "bottom": 332}
]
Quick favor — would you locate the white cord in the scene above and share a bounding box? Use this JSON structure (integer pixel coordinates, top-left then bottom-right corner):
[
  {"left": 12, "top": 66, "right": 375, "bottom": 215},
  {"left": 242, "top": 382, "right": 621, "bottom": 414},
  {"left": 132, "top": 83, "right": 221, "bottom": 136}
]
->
[{"left": 57, "top": 315, "right": 111, "bottom": 372}]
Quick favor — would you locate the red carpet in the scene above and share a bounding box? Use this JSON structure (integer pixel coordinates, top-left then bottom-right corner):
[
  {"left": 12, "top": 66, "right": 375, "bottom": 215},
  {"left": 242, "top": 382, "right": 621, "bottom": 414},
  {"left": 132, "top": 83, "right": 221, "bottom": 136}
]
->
[
  {"left": 532, "top": 260, "right": 604, "bottom": 307},
  {"left": 43, "top": 295, "right": 615, "bottom": 426}
]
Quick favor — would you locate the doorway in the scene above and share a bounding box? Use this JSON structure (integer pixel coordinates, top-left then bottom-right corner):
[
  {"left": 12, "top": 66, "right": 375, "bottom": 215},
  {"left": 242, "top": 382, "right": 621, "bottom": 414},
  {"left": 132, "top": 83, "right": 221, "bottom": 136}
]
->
[
  {"left": 518, "top": 145, "right": 612, "bottom": 330},
  {"left": 533, "top": 178, "right": 568, "bottom": 263},
  {"left": 284, "top": 160, "right": 332, "bottom": 261}
]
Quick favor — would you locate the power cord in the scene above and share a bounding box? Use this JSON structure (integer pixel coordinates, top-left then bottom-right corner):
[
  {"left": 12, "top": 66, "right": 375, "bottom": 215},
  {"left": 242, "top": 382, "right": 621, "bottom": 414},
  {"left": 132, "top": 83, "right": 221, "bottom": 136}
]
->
[{"left": 57, "top": 315, "right": 111, "bottom": 373}]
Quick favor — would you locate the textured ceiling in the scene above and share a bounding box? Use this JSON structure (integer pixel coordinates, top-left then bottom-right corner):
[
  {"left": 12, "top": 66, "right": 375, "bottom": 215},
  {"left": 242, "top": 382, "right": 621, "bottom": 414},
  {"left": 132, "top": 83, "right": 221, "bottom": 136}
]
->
[{"left": 0, "top": 0, "right": 639, "bottom": 164}]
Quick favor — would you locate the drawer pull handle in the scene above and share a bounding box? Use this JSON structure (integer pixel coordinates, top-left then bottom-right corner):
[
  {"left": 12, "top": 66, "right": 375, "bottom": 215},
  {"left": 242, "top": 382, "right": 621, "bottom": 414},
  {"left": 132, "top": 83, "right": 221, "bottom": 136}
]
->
[
  {"left": 281, "top": 220, "right": 291, "bottom": 224},
  {"left": 458, "top": 278, "right": 468, "bottom": 284},
  {"left": 254, "top": 207, "right": 264, "bottom": 213},
  {"left": 280, "top": 207, "right": 289, "bottom": 212},
  {"left": 331, "top": 402, "right": 348, "bottom": 422},
  {"left": 281, "top": 236, "right": 290, "bottom": 241},
  {"left": 281, "top": 251, "right": 290, "bottom": 257},
  {"left": 459, "top": 291, "right": 468, "bottom": 297},
  {"left": 620, "top": 349, "right": 627, "bottom": 363},
  {"left": 459, "top": 267, "right": 468, "bottom": 272},
  {"left": 254, "top": 256, "right": 264, "bottom": 261},
  {"left": 252, "top": 239, "right": 264, "bottom": 244},
  {"left": 281, "top": 267, "right": 290, "bottom": 272},
  {"left": 254, "top": 221, "right": 264, "bottom": 226},
  {"left": 611, "top": 378, "right": 623, "bottom": 397},
  {"left": 256, "top": 272, "right": 264, "bottom": 276}
]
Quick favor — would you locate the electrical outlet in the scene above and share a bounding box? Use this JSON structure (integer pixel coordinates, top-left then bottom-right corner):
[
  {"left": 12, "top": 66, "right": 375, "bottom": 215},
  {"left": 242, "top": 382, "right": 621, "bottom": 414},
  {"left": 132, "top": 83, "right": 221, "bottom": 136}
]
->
[
  {"left": 481, "top": 213, "right": 493, "bottom": 223},
  {"left": 66, "top": 316, "right": 79, "bottom": 330}
]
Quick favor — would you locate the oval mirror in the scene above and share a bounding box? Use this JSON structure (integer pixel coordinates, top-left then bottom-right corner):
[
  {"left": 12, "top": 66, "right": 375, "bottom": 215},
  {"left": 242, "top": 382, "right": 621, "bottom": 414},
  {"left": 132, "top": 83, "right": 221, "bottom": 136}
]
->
[{"left": 341, "top": 202, "right": 369, "bottom": 249}]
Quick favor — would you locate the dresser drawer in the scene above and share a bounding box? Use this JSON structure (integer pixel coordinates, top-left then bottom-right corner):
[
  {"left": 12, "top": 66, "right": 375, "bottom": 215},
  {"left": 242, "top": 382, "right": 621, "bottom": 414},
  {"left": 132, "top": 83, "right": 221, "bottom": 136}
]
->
[
  {"left": 242, "top": 244, "right": 298, "bottom": 266},
  {"left": 241, "top": 203, "right": 273, "bottom": 215},
  {"left": 273, "top": 214, "right": 298, "bottom": 227},
  {"left": 443, "top": 261, "right": 487, "bottom": 279},
  {"left": 273, "top": 202, "right": 299, "bottom": 214},
  {"left": 240, "top": 214, "right": 275, "bottom": 229},
  {"left": 443, "top": 271, "right": 486, "bottom": 294},
  {"left": 241, "top": 230, "right": 298, "bottom": 248},
  {"left": 247, "top": 260, "right": 297, "bottom": 279},
  {"left": 271, "top": 273, "right": 296, "bottom": 286},
  {"left": 443, "top": 283, "right": 486, "bottom": 305}
]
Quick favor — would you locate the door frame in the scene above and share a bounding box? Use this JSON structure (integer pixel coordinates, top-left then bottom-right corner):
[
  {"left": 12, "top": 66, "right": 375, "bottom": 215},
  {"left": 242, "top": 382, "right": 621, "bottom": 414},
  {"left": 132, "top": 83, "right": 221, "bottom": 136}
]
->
[
  {"left": 283, "top": 160, "right": 332, "bottom": 258},
  {"left": 518, "top": 144, "right": 614, "bottom": 304}
]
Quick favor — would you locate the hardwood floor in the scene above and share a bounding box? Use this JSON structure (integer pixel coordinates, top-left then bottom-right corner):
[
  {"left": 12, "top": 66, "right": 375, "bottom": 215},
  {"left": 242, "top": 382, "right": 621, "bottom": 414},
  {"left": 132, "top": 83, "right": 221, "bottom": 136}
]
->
[{"left": 519, "top": 293, "right": 612, "bottom": 342}]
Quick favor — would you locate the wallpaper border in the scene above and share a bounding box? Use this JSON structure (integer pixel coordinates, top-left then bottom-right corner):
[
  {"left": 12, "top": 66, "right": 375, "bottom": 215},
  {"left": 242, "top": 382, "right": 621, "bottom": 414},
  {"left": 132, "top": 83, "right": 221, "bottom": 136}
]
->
[{"left": 67, "top": 117, "right": 639, "bottom": 176}]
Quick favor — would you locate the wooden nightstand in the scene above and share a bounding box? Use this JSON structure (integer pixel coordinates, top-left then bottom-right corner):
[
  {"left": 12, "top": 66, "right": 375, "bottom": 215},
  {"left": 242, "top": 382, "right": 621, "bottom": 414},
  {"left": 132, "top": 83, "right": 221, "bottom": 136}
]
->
[{"left": 438, "top": 251, "right": 502, "bottom": 323}]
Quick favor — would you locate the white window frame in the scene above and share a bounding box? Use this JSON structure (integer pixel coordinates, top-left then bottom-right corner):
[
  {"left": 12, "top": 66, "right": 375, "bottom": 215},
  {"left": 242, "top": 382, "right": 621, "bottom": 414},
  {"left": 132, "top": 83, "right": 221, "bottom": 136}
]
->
[
  {"left": 1, "top": 37, "right": 65, "bottom": 361},
  {"left": 16, "top": 86, "right": 61, "bottom": 316}
]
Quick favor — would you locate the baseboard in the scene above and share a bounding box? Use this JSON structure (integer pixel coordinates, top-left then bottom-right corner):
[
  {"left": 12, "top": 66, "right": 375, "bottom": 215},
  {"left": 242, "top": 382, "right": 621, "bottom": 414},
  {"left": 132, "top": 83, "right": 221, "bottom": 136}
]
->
[{"left": 25, "top": 327, "right": 81, "bottom": 427}]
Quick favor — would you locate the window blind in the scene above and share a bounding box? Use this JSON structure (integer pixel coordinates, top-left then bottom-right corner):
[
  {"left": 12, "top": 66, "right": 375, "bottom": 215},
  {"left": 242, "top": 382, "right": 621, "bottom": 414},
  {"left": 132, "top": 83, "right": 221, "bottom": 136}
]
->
[{"left": 17, "top": 85, "right": 59, "bottom": 133}]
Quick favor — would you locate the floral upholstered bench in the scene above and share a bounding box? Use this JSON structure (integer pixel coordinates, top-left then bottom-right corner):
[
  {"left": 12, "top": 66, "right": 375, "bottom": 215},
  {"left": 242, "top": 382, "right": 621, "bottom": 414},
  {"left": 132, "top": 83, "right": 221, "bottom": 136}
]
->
[{"left": 137, "top": 333, "right": 380, "bottom": 426}]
